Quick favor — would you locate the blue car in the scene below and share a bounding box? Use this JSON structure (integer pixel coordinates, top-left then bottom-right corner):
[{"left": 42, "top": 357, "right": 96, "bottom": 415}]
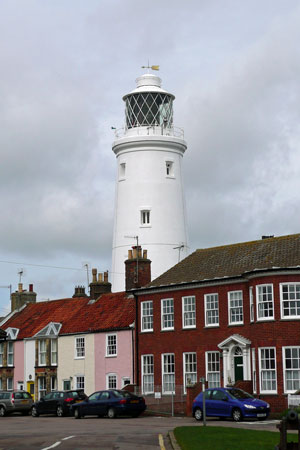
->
[{"left": 192, "top": 387, "right": 270, "bottom": 422}]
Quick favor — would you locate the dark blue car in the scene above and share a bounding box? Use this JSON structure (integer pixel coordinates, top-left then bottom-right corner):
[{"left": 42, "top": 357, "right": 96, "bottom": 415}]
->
[
  {"left": 71, "top": 389, "right": 146, "bottom": 419},
  {"left": 192, "top": 387, "right": 270, "bottom": 422}
]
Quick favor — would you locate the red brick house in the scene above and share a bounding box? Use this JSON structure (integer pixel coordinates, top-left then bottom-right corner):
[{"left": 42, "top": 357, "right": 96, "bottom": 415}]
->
[{"left": 134, "top": 233, "right": 300, "bottom": 412}]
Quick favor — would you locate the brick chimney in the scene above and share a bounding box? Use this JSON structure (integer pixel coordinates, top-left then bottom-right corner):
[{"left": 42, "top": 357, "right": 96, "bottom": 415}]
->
[
  {"left": 11, "top": 283, "right": 37, "bottom": 312},
  {"left": 72, "top": 286, "right": 88, "bottom": 298},
  {"left": 89, "top": 269, "right": 112, "bottom": 300},
  {"left": 125, "top": 246, "right": 151, "bottom": 291}
]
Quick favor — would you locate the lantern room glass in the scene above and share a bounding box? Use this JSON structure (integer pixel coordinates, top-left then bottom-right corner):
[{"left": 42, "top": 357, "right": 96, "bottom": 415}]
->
[{"left": 125, "top": 93, "right": 173, "bottom": 129}]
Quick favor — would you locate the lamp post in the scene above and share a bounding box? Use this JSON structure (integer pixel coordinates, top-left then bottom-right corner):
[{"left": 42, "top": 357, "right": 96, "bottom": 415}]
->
[{"left": 200, "top": 377, "right": 206, "bottom": 426}]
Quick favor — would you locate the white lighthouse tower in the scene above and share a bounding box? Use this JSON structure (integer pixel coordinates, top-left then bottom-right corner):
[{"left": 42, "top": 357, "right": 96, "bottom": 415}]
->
[{"left": 111, "top": 70, "right": 189, "bottom": 291}]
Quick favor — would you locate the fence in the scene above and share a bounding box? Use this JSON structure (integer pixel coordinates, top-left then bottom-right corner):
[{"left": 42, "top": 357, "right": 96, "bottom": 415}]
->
[{"left": 133, "top": 385, "right": 187, "bottom": 416}]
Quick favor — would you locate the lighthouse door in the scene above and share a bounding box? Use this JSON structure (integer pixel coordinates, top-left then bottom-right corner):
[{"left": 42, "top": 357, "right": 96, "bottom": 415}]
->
[{"left": 234, "top": 347, "right": 244, "bottom": 382}]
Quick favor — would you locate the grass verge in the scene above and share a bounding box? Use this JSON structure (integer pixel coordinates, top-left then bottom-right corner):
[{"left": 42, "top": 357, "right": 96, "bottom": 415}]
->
[{"left": 174, "top": 426, "right": 296, "bottom": 450}]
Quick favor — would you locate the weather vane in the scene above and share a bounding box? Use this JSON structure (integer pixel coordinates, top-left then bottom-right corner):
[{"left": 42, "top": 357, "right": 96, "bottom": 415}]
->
[{"left": 141, "top": 62, "right": 159, "bottom": 71}]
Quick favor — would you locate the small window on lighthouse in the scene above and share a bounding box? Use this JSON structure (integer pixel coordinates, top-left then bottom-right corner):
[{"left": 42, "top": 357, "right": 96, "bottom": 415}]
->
[
  {"left": 141, "top": 210, "right": 151, "bottom": 226},
  {"left": 119, "top": 162, "right": 126, "bottom": 180},
  {"left": 166, "top": 161, "right": 174, "bottom": 177}
]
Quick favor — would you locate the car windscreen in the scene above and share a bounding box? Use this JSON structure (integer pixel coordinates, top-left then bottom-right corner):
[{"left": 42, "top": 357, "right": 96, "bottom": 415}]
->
[{"left": 226, "top": 389, "right": 254, "bottom": 400}]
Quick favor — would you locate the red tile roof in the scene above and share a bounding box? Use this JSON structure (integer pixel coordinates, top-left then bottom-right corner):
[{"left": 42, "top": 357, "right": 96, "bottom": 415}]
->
[{"left": 2, "top": 292, "right": 135, "bottom": 339}]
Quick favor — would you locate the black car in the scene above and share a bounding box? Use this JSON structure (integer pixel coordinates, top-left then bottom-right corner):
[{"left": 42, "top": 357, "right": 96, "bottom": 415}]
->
[
  {"left": 72, "top": 389, "right": 146, "bottom": 419},
  {"left": 31, "top": 390, "right": 87, "bottom": 417}
]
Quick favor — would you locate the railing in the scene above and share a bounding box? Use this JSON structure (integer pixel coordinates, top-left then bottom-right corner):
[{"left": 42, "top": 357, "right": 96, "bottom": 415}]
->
[
  {"left": 114, "top": 125, "right": 184, "bottom": 139},
  {"left": 288, "top": 394, "right": 300, "bottom": 407},
  {"left": 133, "top": 384, "right": 186, "bottom": 416}
]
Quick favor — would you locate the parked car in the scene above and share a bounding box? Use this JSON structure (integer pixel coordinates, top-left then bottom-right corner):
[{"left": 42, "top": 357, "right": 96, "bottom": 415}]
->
[
  {"left": 31, "top": 390, "right": 87, "bottom": 417},
  {"left": 71, "top": 389, "right": 146, "bottom": 419},
  {"left": 0, "top": 390, "right": 33, "bottom": 416},
  {"left": 192, "top": 387, "right": 270, "bottom": 422}
]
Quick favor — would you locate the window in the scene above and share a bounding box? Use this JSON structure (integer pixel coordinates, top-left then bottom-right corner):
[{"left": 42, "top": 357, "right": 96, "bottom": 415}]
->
[
  {"left": 161, "top": 299, "right": 174, "bottom": 330},
  {"left": 122, "top": 377, "right": 130, "bottom": 388},
  {"left": 38, "top": 339, "right": 46, "bottom": 366},
  {"left": 183, "top": 353, "right": 197, "bottom": 391},
  {"left": 228, "top": 291, "right": 243, "bottom": 325},
  {"left": 76, "top": 376, "right": 85, "bottom": 390},
  {"left": 166, "top": 161, "right": 174, "bottom": 177},
  {"left": 252, "top": 349, "right": 257, "bottom": 394},
  {"left": 38, "top": 377, "right": 46, "bottom": 399},
  {"left": 182, "top": 296, "right": 196, "bottom": 328},
  {"left": 63, "top": 380, "right": 71, "bottom": 390},
  {"left": 256, "top": 285, "right": 274, "bottom": 320},
  {"left": 283, "top": 347, "right": 300, "bottom": 393},
  {"left": 162, "top": 354, "right": 175, "bottom": 394},
  {"left": 206, "top": 352, "right": 220, "bottom": 388},
  {"left": 119, "top": 162, "right": 126, "bottom": 180},
  {"left": 205, "top": 294, "right": 219, "bottom": 326},
  {"left": 107, "top": 373, "right": 117, "bottom": 389},
  {"left": 51, "top": 339, "right": 57, "bottom": 365},
  {"left": 0, "top": 343, "right": 3, "bottom": 366},
  {"left": 106, "top": 334, "right": 117, "bottom": 356},
  {"left": 142, "top": 355, "right": 154, "bottom": 394},
  {"left": 141, "top": 301, "right": 153, "bottom": 331},
  {"left": 259, "top": 348, "right": 277, "bottom": 393},
  {"left": 75, "top": 337, "right": 85, "bottom": 358},
  {"left": 7, "top": 341, "right": 14, "bottom": 366},
  {"left": 7, "top": 377, "right": 13, "bottom": 390},
  {"left": 51, "top": 376, "right": 57, "bottom": 391},
  {"left": 280, "top": 284, "right": 300, "bottom": 319},
  {"left": 249, "top": 287, "right": 254, "bottom": 322},
  {"left": 141, "top": 210, "right": 151, "bottom": 226}
]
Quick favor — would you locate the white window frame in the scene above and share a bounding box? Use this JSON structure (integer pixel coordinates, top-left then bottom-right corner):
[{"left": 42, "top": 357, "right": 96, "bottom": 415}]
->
[
  {"left": 165, "top": 160, "right": 174, "bottom": 178},
  {"left": 7, "top": 341, "right": 14, "bottom": 366},
  {"left": 183, "top": 352, "right": 197, "bottom": 393},
  {"left": 162, "top": 353, "right": 175, "bottom": 394},
  {"left": 51, "top": 339, "right": 57, "bottom": 366},
  {"left": 7, "top": 376, "right": 13, "bottom": 391},
  {"left": 228, "top": 291, "right": 243, "bottom": 325},
  {"left": 252, "top": 348, "right": 257, "bottom": 394},
  {"left": 0, "top": 342, "right": 3, "bottom": 367},
  {"left": 280, "top": 283, "right": 300, "bottom": 319},
  {"left": 38, "top": 376, "right": 46, "bottom": 399},
  {"left": 38, "top": 339, "right": 46, "bottom": 366},
  {"left": 161, "top": 298, "right": 174, "bottom": 330},
  {"left": 249, "top": 287, "right": 254, "bottom": 323},
  {"left": 106, "top": 334, "right": 117, "bottom": 357},
  {"left": 140, "top": 209, "right": 151, "bottom": 227},
  {"left": 205, "top": 352, "right": 220, "bottom": 388},
  {"left": 75, "top": 337, "right": 85, "bottom": 359},
  {"left": 182, "top": 296, "right": 196, "bottom": 329},
  {"left": 141, "top": 301, "right": 153, "bottom": 332},
  {"left": 259, "top": 347, "right": 277, "bottom": 394},
  {"left": 76, "top": 375, "right": 85, "bottom": 390},
  {"left": 283, "top": 347, "right": 300, "bottom": 393},
  {"left": 106, "top": 373, "right": 117, "bottom": 389},
  {"left": 256, "top": 284, "right": 274, "bottom": 321},
  {"left": 142, "top": 354, "right": 154, "bottom": 394},
  {"left": 204, "top": 293, "right": 219, "bottom": 327}
]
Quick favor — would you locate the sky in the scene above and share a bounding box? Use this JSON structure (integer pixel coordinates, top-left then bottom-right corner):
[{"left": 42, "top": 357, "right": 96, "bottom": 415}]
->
[{"left": 1, "top": 0, "right": 300, "bottom": 316}]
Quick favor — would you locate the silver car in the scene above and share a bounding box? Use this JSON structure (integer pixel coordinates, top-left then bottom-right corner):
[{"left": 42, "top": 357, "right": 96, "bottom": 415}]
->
[{"left": 0, "top": 391, "right": 33, "bottom": 416}]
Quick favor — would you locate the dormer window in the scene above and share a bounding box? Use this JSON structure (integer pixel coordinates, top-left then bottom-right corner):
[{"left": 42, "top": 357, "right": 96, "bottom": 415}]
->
[{"left": 6, "top": 327, "right": 19, "bottom": 340}]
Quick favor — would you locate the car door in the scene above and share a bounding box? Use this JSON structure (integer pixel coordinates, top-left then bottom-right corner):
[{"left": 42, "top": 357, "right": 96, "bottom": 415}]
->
[
  {"left": 38, "top": 393, "right": 53, "bottom": 413},
  {"left": 14, "top": 392, "right": 25, "bottom": 412},
  {"left": 210, "top": 390, "right": 230, "bottom": 416},
  {"left": 85, "top": 392, "right": 101, "bottom": 416},
  {"left": 97, "top": 391, "right": 111, "bottom": 415}
]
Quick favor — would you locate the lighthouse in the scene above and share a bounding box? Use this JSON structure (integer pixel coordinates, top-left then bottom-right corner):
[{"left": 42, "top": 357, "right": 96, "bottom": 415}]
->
[{"left": 111, "top": 70, "right": 189, "bottom": 292}]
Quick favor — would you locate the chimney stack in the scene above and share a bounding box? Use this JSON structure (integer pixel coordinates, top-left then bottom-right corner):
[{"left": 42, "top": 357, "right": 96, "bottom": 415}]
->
[
  {"left": 125, "top": 246, "right": 151, "bottom": 291},
  {"left": 72, "top": 286, "right": 88, "bottom": 298},
  {"left": 11, "top": 284, "right": 37, "bottom": 312},
  {"left": 89, "top": 269, "right": 112, "bottom": 300}
]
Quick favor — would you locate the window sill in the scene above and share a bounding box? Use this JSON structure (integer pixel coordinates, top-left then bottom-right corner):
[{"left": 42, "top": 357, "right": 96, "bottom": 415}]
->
[
  {"left": 182, "top": 326, "right": 196, "bottom": 330},
  {"left": 228, "top": 323, "right": 244, "bottom": 327},
  {"left": 256, "top": 319, "right": 275, "bottom": 323},
  {"left": 74, "top": 356, "right": 85, "bottom": 360},
  {"left": 106, "top": 355, "right": 117, "bottom": 358},
  {"left": 140, "top": 225, "right": 151, "bottom": 228},
  {"left": 280, "top": 317, "right": 300, "bottom": 321},
  {"left": 204, "top": 325, "right": 219, "bottom": 329},
  {"left": 161, "top": 329, "right": 174, "bottom": 332},
  {"left": 141, "top": 330, "right": 153, "bottom": 333}
]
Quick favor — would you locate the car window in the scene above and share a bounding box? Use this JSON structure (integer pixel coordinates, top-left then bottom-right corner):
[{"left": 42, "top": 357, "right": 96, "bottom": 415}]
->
[
  {"left": 112, "top": 390, "right": 124, "bottom": 398},
  {"left": 227, "top": 389, "right": 253, "bottom": 400},
  {"left": 22, "top": 392, "right": 31, "bottom": 399},
  {"left": 204, "top": 390, "right": 211, "bottom": 399},
  {"left": 89, "top": 392, "right": 100, "bottom": 401},
  {"left": 52, "top": 392, "right": 60, "bottom": 399},
  {"left": 3, "top": 393, "right": 10, "bottom": 399},
  {"left": 0, "top": 393, "right": 3, "bottom": 399},
  {"left": 100, "top": 392, "right": 110, "bottom": 400},
  {"left": 43, "top": 393, "right": 53, "bottom": 400},
  {"left": 15, "top": 392, "right": 23, "bottom": 399},
  {"left": 211, "top": 390, "right": 227, "bottom": 401}
]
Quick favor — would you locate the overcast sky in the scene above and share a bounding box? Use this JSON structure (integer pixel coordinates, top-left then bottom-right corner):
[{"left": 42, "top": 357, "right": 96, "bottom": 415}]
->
[{"left": 1, "top": 0, "right": 300, "bottom": 316}]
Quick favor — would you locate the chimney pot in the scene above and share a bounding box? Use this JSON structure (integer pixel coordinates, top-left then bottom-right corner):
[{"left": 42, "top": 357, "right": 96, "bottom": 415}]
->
[
  {"left": 143, "top": 250, "right": 147, "bottom": 259},
  {"left": 29, "top": 284, "right": 33, "bottom": 292},
  {"left": 92, "top": 268, "right": 97, "bottom": 283},
  {"left": 104, "top": 271, "right": 108, "bottom": 283},
  {"left": 132, "top": 247, "right": 137, "bottom": 258},
  {"left": 98, "top": 273, "right": 103, "bottom": 282},
  {"left": 18, "top": 283, "right": 23, "bottom": 293},
  {"left": 138, "top": 247, "right": 142, "bottom": 258},
  {"left": 128, "top": 249, "right": 133, "bottom": 259}
]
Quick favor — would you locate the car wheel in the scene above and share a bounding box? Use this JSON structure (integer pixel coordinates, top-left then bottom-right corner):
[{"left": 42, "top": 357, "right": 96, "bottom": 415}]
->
[
  {"left": 31, "top": 406, "right": 39, "bottom": 417},
  {"left": 74, "top": 408, "right": 81, "bottom": 419},
  {"left": 194, "top": 408, "right": 203, "bottom": 421},
  {"left": 57, "top": 405, "right": 64, "bottom": 417},
  {"left": 107, "top": 407, "right": 116, "bottom": 419},
  {"left": 0, "top": 406, "right": 6, "bottom": 417},
  {"left": 232, "top": 408, "right": 243, "bottom": 422}
]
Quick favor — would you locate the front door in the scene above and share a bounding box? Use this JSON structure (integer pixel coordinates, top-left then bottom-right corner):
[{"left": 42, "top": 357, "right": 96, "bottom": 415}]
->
[{"left": 234, "top": 355, "right": 243, "bottom": 382}]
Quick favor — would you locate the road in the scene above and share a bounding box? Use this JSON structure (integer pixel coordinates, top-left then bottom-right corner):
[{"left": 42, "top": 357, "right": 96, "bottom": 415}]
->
[{"left": 0, "top": 414, "right": 281, "bottom": 449}]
